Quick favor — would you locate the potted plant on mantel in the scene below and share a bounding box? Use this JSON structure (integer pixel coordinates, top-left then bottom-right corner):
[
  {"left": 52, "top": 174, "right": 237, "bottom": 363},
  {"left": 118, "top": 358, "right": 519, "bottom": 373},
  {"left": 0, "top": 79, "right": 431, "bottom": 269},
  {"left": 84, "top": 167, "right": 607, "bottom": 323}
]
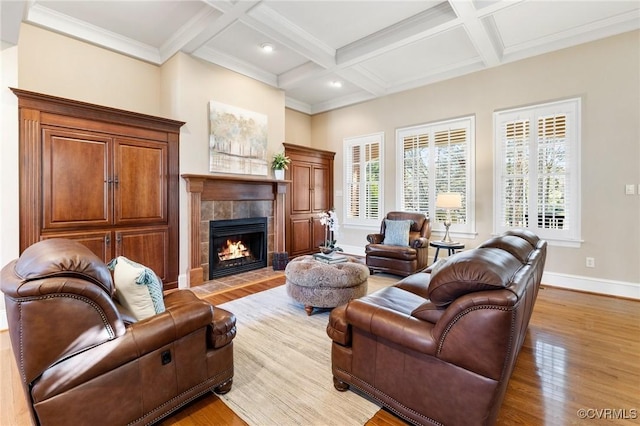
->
[{"left": 271, "top": 152, "right": 291, "bottom": 180}]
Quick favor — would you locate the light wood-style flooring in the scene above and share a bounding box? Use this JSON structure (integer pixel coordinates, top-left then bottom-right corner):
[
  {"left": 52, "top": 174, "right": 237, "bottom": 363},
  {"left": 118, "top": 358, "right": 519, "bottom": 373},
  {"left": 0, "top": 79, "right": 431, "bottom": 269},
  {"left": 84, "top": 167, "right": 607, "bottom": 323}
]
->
[{"left": 2, "top": 274, "right": 639, "bottom": 425}]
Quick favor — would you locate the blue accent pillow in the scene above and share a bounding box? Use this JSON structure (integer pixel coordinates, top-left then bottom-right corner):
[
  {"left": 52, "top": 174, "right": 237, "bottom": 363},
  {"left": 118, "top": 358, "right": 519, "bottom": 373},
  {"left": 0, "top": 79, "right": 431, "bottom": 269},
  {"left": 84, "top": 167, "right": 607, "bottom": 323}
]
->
[{"left": 383, "top": 219, "right": 413, "bottom": 246}]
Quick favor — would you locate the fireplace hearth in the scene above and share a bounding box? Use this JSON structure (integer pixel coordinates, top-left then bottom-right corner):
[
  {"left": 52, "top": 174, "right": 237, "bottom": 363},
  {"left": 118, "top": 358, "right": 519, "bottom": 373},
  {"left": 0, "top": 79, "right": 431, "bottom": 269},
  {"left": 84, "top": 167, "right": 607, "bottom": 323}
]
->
[{"left": 209, "top": 217, "right": 268, "bottom": 279}]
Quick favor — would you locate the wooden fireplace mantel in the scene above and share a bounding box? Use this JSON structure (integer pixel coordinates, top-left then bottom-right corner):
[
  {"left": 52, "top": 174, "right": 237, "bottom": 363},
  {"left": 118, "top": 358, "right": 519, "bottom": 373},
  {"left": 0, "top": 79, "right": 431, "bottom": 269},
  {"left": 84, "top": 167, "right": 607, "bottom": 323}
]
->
[{"left": 182, "top": 173, "right": 289, "bottom": 286}]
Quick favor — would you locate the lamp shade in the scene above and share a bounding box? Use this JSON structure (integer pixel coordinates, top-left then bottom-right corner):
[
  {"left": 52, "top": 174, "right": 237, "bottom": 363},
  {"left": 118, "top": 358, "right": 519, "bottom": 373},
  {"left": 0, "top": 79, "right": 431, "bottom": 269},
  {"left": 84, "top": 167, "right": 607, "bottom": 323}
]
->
[{"left": 436, "top": 192, "right": 462, "bottom": 209}]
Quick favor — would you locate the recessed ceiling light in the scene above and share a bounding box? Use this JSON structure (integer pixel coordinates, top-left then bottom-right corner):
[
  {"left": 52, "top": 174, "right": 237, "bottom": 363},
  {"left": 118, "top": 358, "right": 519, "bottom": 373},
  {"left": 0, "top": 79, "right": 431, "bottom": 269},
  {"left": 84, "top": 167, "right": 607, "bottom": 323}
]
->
[
  {"left": 261, "top": 43, "right": 274, "bottom": 53},
  {"left": 330, "top": 80, "right": 343, "bottom": 88}
]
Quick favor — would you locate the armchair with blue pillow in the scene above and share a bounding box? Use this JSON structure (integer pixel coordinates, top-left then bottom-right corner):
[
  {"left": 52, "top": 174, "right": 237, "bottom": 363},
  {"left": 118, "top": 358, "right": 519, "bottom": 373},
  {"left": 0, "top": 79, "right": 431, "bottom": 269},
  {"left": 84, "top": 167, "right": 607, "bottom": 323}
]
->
[{"left": 365, "top": 211, "right": 432, "bottom": 276}]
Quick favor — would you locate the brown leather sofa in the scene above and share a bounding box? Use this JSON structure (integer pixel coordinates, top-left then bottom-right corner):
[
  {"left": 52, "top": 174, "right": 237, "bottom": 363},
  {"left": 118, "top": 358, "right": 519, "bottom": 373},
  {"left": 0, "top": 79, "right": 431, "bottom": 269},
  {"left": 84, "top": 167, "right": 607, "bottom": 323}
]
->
[
  {"left": 365, "top": 211, "right": 432, "bottom": 276},
  {"left": 328, "top": 229, "right": 546, "bottom": 426},
  {"left": 1, "top": 239, "right": 236, "bottom": 426}
]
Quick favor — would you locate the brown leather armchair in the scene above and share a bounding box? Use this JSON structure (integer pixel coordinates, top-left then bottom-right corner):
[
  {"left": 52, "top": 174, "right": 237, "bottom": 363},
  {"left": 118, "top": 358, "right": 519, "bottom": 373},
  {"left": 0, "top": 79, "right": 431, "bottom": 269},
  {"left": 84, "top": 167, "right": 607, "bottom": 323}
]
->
[
  {"left": 1, "top": 239, "right": 236, "bottom": 426},
  {"left": 365, "top": 211, "right": 432, "bottom": 276}
]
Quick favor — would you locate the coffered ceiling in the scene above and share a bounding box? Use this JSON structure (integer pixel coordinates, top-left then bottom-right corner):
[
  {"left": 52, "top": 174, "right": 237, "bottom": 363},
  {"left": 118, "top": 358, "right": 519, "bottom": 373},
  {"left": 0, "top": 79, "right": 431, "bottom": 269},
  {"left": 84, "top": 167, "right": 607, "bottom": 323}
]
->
[{"left": 2, "top": 1, "right": 639, "bottom": 114}]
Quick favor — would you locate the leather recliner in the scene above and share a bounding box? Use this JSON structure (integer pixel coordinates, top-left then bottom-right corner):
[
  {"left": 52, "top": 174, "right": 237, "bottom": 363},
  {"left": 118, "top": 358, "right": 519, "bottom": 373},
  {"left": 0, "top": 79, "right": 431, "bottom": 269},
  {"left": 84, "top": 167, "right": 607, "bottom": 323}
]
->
[
  {"left": 365, "top": 211, "right": 432, "bottom": 276},
  {"left": 328, "top": 229, "right": 547, "bottom": 426},
  {"left": 1, "top": 239, "right": 236, "bottom": 426}
]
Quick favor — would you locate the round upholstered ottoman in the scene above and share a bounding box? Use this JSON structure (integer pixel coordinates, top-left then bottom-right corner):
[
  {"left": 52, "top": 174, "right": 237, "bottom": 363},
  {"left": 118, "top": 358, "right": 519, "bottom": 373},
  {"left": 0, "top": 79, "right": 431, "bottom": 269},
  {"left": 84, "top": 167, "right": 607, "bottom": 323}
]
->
[{"left": 285, "top": 255, "right": 369, "bottom": 315}]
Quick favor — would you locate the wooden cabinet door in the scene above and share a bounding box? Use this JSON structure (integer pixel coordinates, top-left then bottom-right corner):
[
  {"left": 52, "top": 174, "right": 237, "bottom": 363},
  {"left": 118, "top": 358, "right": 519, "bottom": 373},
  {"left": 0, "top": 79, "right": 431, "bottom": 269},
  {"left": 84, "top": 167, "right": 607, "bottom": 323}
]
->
[
  {"left": 116, "top": 227, "right": 168, "bottom": 281},
  {"left": 114, "top": 138, "right": 167, "bottom": 225},
  {"left": 290, "top": 162, "right": 312, "bottom": 214},
  {"left": 41, "top": 128, "right": 111, "bottom": 229},
  {"left": 312, "top": 164, "right": 331, "bottom": 213},
  {"left": 40, "top": 230, "right": 112, "bottom": 264},
  {"left": 289, "top": 217, "right": 314, "bottom": 256}
]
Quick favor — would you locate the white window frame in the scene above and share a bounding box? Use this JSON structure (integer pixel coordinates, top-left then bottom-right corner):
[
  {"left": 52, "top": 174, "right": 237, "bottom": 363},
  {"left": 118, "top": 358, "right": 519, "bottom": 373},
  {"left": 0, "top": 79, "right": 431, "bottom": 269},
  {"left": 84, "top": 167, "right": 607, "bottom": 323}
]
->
[
  {"left": 493, "top": 98, "right": 582, "bottom": 247},
  {"left": 396, "top": 116, "right": 476, "bottom": 239},
  {"left": 343, "top": 132, "right": 383, "bottom": 227}
]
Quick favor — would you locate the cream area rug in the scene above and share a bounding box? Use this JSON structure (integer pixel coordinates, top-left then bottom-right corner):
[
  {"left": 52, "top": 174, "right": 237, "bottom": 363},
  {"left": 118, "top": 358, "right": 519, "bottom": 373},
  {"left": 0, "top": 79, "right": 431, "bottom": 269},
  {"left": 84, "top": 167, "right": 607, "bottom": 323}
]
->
[{"left": 217, "top": 273, "right": 397, "bottom": 426}]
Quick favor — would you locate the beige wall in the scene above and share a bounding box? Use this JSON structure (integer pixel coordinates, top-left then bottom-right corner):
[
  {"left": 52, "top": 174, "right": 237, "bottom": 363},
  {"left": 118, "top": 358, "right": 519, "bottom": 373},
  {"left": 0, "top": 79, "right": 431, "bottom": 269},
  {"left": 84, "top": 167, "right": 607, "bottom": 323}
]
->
[
  {"left": 18, "top": 24, "right": 162, "bottom": 116},
  {"left": 285, "top": 107, "right": 311, "bottom": 146},
  {"left": 312, "top": 31, "right": 640, "bottom": 291}
]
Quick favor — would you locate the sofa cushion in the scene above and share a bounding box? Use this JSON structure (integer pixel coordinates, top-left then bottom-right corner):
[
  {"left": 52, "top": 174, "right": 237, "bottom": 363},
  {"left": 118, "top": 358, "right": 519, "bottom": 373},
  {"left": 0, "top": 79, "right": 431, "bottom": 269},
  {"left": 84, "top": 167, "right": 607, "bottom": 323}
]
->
[
  {"left": 478, "top": 235, "right": 533, "bottom": 263},
  {"left": 427, "top": 248, "right": 523, "bottom": 307},
  {"left": 15, "top": 238, "right": 115, "bottom": 297},
  {"left": 107, "top": 256, "right": 165, "bottom": 321},
  {"left": 383, "top": 219, "right": 412, "bottom": 246}
]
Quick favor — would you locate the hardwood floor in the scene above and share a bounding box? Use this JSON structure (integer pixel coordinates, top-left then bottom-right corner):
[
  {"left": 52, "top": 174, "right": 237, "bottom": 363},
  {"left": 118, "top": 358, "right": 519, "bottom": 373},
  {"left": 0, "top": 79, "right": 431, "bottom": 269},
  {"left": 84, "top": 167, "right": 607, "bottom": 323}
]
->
[{"left": 2, "top": 280, "right": 639, "bottom": 425}]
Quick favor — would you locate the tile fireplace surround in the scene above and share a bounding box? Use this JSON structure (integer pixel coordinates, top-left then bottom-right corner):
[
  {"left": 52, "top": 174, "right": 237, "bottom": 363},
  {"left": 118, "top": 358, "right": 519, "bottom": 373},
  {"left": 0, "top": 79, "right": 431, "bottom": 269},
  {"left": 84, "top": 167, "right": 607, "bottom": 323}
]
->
[{"left": 182, "top": 174, "right": 288, "bottom": 286}]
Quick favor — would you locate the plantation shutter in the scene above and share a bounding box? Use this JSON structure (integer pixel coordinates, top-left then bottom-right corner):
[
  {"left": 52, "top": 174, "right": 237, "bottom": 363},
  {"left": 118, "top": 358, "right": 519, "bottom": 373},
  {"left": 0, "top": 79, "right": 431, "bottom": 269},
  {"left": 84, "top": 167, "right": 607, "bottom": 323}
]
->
[
  {"left": 536, "top": 114, "right": 568, "bottom": 230},
  {"left": 364, "top": 142, "right": 380, "bottom": 220},
  {"left": 345, "top": 144, "right": 361, "bottom": 219},
  {"left": 494, "top": 98, "right": 580, "bottom": 245},
  {"left": 499, "top": 119, "right": 530, "bottom": 228},
  {"left": 398, "top": 116, "right": 474, "bottom": 235},
  {"left": 434, "top": 127, "right": 467, "bottom": 224},
  {"left": 344, "top": 133, "right": 382, "bottom": 224},
  {"left": 402, "top": 133, "right": 430, "bottom": 213}
]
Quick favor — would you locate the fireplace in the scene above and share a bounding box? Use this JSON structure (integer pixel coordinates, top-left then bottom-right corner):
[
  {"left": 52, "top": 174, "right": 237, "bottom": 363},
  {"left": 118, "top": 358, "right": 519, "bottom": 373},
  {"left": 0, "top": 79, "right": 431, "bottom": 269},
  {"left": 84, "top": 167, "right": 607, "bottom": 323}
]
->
[{"left": 209, "top": 217, "right": 268, "bottom": 279}]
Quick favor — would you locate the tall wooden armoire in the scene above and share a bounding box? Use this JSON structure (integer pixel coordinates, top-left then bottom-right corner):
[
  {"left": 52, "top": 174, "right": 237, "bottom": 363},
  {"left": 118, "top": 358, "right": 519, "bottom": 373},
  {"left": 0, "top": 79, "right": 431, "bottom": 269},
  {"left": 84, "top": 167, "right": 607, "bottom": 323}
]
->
[
  {"left": 12, "top": 88, "right": 184, "bottom": 289},
  {"left": 283, "top": 143, "right": 335, "bottom": 257}
]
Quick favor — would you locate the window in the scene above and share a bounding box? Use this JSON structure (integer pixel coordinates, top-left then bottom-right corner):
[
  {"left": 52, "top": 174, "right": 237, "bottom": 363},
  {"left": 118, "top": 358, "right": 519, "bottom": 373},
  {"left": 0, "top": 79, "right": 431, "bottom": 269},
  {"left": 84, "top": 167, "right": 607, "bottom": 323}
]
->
[
  {"left": 494, "top": 98, "right": 581, "bottom": 246},
  {"left": 344, "top": 133, "right": 382, "bottom": 226},
  {"left": 397, "top": 117, "right": 475, "bottom": 237}
]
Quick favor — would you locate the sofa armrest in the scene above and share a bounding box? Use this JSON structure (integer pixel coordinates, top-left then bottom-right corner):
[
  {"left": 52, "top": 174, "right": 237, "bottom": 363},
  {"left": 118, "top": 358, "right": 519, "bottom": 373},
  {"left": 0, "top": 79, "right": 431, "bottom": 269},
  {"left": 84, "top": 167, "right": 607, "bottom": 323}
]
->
[
  {"left": 127, "top": 290, "right": 213, "bottom": 354},
  {"left": 327, "top": 304, "right": 351, "bottom": 345},
  {"left": 345, "top": 299, "right": 437, "bottom": 355},
  {"left": 367, "top": 233, "right": 383, "bottom": 244},
  {"left": 208, "top": 306, "right": 236, "bottom": 348},
  {"left": 340, "top": 287, "right": 438, "bottom": 355}
]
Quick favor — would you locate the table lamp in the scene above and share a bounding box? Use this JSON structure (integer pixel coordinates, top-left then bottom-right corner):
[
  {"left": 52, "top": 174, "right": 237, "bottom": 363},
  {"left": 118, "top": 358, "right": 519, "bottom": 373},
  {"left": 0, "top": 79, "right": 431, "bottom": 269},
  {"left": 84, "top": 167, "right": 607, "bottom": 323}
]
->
[{"left": 436, "top": 192, "right": 462, "bottom": 243}]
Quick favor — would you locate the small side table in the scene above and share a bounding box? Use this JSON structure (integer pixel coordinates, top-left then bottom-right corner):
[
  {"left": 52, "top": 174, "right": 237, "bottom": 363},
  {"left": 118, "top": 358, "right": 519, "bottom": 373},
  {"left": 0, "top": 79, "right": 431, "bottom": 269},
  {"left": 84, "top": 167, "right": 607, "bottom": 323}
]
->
[{"left": 430, "top": 241, "right": 465, "bottom": 263}]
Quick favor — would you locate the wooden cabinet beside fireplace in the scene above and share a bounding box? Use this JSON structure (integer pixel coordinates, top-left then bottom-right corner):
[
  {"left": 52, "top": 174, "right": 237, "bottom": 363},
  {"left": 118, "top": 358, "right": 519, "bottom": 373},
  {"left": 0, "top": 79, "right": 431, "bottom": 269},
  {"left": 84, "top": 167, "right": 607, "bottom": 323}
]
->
[
  {"left": 13, "top": 88, "right": 184, "bottom": 289},
  {"left": 283, "top": 143, "right": 335, "bottom": 257}
]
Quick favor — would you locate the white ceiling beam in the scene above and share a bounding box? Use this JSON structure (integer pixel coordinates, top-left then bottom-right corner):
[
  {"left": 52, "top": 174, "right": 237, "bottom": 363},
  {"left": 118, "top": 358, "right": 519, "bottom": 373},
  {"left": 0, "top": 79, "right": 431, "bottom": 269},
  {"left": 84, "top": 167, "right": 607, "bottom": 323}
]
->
[
  {"left": 241, "top": 4, "right": 336, "bottom": 69},
  {"left": 278, "top": 61, "right": 327, "bottom": 89},
  {"left": 335, "top": 66, "right": 387, "bottom": 97},
  {"left": 449, "top": 0, "right": 501, "bottom": 67},
  {"left": 159, "top": 6, "right": 221, "bottom": 62},
  {"left": 193, "top": 45, "right": 278, "bottom": 87},
  {"left": 180, "top": 1, "right": 260, "bottom": 54},
  {"left": 1, "top": 0, "right": 26, "bottom": 45},
  {"left": 336, "top": 2, "right": 458, "bottom": 66}
]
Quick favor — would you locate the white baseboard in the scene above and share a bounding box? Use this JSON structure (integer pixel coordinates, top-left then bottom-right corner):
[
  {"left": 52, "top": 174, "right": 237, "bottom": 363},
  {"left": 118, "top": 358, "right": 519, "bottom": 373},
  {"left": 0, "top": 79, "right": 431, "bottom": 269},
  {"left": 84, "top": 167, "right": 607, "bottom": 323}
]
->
[{"left": 542, "top": 271, "right": 640, "bottom": 299}]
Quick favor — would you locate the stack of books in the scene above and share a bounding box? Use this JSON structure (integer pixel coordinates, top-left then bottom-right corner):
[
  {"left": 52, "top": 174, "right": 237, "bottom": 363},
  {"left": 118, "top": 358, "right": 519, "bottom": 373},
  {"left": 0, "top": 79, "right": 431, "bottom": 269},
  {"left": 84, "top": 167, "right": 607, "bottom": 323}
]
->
[{"left": 313, "top": 252, "right": 348, "bottom": 264}]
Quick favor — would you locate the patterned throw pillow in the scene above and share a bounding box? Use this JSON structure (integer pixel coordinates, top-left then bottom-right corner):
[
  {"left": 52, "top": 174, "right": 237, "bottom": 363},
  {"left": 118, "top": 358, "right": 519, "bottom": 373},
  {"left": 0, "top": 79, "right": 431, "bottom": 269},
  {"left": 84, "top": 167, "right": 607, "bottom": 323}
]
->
[
  {"left": 382, "top": 219, "right": 413, "bottom": 246},
  {"left": 107, "top": 256, "right": 166, "bottom": 321}
]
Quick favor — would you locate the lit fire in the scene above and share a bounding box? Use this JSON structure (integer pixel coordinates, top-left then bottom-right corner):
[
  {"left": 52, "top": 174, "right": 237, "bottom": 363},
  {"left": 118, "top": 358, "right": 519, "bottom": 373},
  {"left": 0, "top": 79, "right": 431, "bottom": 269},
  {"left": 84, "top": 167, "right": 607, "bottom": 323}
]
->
[{"left": 218, "top": 239, "right": 251, "bottom": 261}]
